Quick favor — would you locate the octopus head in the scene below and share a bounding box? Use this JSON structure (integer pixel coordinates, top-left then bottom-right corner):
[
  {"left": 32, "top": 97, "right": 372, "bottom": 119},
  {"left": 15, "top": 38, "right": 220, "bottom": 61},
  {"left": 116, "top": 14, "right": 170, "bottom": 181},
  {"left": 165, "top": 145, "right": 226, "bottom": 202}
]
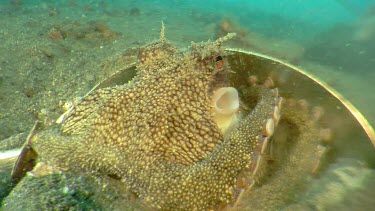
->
[{"left": 185, "top": 33, "right": 240, "bottom": 137}]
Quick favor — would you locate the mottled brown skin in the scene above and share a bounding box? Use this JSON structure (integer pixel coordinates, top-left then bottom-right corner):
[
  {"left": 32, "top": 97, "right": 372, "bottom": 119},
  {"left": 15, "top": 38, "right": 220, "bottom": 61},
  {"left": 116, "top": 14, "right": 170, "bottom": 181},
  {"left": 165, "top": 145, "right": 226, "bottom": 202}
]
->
[{"left": 25, "top": 34, "right": 278, "bottom": 210}]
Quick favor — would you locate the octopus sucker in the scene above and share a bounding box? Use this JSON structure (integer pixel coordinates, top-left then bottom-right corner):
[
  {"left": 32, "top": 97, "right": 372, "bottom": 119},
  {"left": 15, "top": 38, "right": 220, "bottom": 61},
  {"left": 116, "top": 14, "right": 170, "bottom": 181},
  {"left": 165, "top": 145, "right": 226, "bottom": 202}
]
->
[
  {"left": 272, "top": 104, "right": 281, "bottom": 124},
  {"left": 259, "top": 136, "right": 269, "bottom": 154},
  {"left": 262, "top": 118, "right": 275, "bottom": 137}
]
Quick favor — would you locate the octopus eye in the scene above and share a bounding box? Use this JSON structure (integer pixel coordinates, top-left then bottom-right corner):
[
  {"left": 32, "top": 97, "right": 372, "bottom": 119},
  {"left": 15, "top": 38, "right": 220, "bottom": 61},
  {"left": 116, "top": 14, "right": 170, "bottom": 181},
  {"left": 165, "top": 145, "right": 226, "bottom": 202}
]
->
[{"left": 212, "top": 55, "right": 224, "bottom": 69}]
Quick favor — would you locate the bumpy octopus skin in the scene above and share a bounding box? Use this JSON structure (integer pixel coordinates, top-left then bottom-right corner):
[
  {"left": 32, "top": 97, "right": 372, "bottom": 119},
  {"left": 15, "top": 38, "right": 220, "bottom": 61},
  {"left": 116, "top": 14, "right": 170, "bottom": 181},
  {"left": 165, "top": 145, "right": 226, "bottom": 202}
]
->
[{"left": 28, "top": 34, "right": 280, "bottom": 210}]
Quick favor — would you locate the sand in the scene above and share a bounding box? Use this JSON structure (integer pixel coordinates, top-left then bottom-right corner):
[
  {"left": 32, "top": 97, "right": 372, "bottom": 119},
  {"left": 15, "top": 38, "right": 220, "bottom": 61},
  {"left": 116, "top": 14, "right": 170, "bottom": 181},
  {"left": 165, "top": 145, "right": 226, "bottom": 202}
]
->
[{"left": 0, "top": 0, "right": 374, "bottom": 209}]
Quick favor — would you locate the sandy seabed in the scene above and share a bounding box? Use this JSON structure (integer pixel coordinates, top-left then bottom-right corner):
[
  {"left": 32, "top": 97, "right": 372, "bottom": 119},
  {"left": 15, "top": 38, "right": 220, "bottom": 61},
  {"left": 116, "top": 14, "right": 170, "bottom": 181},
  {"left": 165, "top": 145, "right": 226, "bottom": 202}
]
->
[{"left": 0, "top": 0, "right": 374, "bottom": 210}]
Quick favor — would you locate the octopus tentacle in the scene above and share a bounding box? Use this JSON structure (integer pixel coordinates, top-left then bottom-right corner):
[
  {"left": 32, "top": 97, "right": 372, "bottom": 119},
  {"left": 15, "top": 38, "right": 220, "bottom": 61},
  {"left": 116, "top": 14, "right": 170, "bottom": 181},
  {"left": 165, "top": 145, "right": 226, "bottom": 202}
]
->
[
  {"left": 28, "top": 83, "right": 280, "bottom": 210},
  {"left": 137, "top": 84, "right": 280, "bottom": 210},
  {"left": 232, "top": 99, "right": 328, "bottom": 210}
]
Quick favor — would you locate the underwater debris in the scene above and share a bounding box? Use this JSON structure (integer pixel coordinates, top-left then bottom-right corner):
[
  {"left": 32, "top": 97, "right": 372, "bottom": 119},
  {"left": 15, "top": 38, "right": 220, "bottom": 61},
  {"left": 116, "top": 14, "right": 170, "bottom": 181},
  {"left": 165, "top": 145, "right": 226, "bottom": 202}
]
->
[
  {"left": 47, "top": 21, "right": 120, "bottom": 41},
  {"left": 129, "top": 7, "right": 141, "bottom": 16}
]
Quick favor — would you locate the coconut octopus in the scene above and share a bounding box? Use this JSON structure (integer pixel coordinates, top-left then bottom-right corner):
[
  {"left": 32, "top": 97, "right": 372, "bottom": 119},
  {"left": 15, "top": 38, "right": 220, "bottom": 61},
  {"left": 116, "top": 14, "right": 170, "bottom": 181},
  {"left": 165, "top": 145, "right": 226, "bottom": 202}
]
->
[{"left": 2, "top": 26, "right": 331, "bottom": 210}]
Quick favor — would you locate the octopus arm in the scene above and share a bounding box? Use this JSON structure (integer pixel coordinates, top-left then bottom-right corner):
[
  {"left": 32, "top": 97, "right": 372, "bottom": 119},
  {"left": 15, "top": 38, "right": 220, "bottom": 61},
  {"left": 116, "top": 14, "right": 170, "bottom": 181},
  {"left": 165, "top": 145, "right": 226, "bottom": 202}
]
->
[
  {"left": 61, "top": 86, "right": 122, "bottom": 135},
  {"left": 139, "top": 87, "right": 279, "bottom": 210},
  {"left": 29, "top": 86, "right": 278, "bottom": 210}
]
